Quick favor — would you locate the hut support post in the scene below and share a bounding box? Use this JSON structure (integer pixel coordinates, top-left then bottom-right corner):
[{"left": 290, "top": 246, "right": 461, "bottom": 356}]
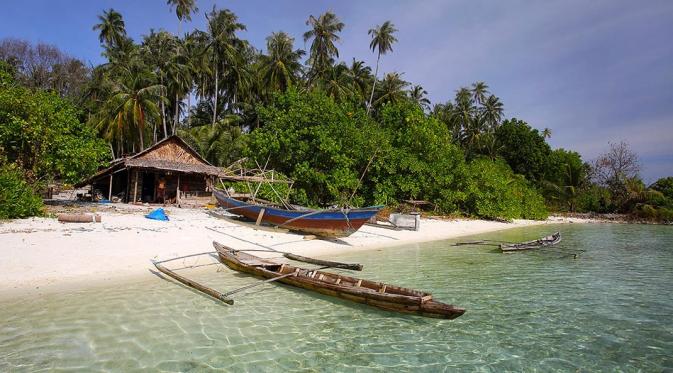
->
[
  {"left": 177, "top": 174, "right": 181, "bottom": 204},
  {"left": 133, "top": 170, "right": 139, "bottom": 204},
  {"left": 108, "top": 174, "right": 113, "bottom": 201}
]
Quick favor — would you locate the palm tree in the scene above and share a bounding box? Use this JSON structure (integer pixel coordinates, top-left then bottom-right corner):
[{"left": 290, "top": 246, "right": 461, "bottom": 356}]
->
[
  {"left": 471, "top": 81, "right": 489, "bottom": 105},
  {"left": 166, "top": 43, "right": 192, "bottom": 135},
  {"left": 166, "top": 0, "right": 198, "bottom": 37},
  {"left": 543, "top": 161, "right": 585, "bottom": 212},
  {"left": 345, "top": 59, "right": 372, "bottom": 100},
  {"left": 142, "top": 30, "right": 177, "bottom": 138},
  {"left": 179, "top": 115, "right": 243, "bottom": 165},
  {"left": 366, "top": 21, "right": 397, "bottom": 115},
  {"left": 303, "top": 11, "right": 344, "bottom": 84},
  {"left": 95, "top": 62, "right": 163, "bottom": 152},
  {"left": 259, "top": 32, "right": 305, "bottom": 93},
  {"left": 93, "top": 9, "right": 127, "bottom": 48},
  {"left": 409, "top": 85, "right": 430, "bottom": 110},
  {"left": 373, "top": 72, "right": 409, "bottom": 107},
  {"left": 204, "top": 7, "right": 246, "bottom": 125},
  {"left": 542, "top": 127, "right": 552, "bottom": 139},
  {"left": 321, "top": 62, "right": 354, "bottom": 101},
  {"left": 481, "top": 94, "right": 503, "bottom": 130}
]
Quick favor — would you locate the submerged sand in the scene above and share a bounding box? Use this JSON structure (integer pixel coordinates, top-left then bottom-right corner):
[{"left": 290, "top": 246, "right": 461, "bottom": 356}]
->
[{"left": 0, "top": 204, "right": 581, "bottom": 299}]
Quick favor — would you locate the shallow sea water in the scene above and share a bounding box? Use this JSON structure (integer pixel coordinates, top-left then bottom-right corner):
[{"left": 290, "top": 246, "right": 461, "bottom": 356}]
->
[{"left": 1, "top": 224, "right": 672, "bottom": 372}]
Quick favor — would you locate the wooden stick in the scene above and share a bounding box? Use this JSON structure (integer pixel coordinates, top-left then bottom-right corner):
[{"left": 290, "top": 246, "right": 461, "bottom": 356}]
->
[
  {"left": 283, "top": 253, "right": 363, "bottom": 271},
  {"left": 207, "top": 231, "right": 363, "bottom": 271},
  {"left": 153, "top": 262, "right": 234, "bottom": 305}
]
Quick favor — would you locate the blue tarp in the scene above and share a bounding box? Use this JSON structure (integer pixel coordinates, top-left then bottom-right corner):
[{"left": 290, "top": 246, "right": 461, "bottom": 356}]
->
[{"left": 145, "top": 208, "right": 169, "bottom": 221}]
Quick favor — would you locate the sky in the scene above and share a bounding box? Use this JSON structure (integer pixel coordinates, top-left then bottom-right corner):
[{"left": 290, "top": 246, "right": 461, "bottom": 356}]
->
[{"left": 2, "top": 0, "right": 672, "bottom": 182}]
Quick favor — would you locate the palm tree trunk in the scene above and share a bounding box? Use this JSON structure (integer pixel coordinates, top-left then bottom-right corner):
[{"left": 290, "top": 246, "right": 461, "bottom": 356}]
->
[
  {"left": 212, "top": 64, "right": 219, "bottom": 126},
  {"left": 160, "top": 75, "right": 168, "bottom": 138},
  {"left": 174, "top": 92, "right": 180, "bottom": 135},
  {"left": 366, "top": 53, "right": 381, "bottom": 115},
  {"left": 187, "top": 91, "right": 192, "bottom": 128}
]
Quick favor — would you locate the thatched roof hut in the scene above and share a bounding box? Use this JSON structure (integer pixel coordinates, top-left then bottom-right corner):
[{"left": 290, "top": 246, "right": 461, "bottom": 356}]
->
[{"left": 76, "top": 136, "right": 224, "bottom": 204}]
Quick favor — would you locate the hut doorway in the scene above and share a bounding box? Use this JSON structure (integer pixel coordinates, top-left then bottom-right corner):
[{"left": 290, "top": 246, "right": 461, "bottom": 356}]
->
[{"left": 142, "top": 172, "right": 156, "bottom": 202}]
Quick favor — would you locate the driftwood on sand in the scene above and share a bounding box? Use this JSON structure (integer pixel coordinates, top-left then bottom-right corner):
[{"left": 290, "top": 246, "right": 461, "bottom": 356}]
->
[{"left": 57, "top": 213, "right": 101, "bottom": 223}]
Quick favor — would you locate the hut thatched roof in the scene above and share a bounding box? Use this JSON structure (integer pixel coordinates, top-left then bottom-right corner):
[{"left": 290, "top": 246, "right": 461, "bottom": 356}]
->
[{"left": 74, "top": 136, "right": 224, "bottom": 187}]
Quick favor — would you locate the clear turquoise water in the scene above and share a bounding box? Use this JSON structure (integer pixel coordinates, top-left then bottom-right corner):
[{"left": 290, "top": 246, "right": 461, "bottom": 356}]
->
[{"left": 1, "top": 224, "right": 672, "bottom": 372}]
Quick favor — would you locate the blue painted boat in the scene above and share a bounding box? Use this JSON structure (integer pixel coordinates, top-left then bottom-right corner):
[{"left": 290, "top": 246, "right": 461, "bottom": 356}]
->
[{"left": 213, "top": 189, "right": 382, "bottom": 238}]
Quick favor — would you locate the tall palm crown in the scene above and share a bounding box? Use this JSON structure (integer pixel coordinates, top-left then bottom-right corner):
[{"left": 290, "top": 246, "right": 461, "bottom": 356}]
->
[
  {"left": 368, "top": 21, "right": 398, "bottom": 58},
  {"left": 481, "top": 94, "right": 503, "bottom": 130},
  {"left": 366, "top": 20, "right": 397, "bottom": 114},
  {"left": 542, "top": 128, "right": 552, "bottom": 139},
  {"left": 94, "top": 61, "right": 163, "bottom": 152},
  {"left": 373, "top": 72, "right": 409, "bottom": 106},
  {"left": 167, "top": 0, "right": 198, "bottom": 22},
  {"left": 409, "top": 85, "right": 430, "bottom": 110},
  {"left": 346, "top": 59, "right": 372, "bottom": 98},
  {"left": 303, "top": 12, "right": 344, "bottom": 82},
  {"left": 93, "top": 9, "right": 127, "bottom": 48},
  {"left": 260, "top": 32, "right": 305, "bottom": 93},
  {"left": 471, "top": 81, "right": 489, "bottom": 105}
]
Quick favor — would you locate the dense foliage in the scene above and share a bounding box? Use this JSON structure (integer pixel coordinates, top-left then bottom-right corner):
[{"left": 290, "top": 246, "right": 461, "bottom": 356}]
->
[
  {"left": 0, "top": 162, "right": 43, "bottom": 219},
  {"left": 247, "top": 90, "right": 547, "bottom": 219},
  {"left": 0, "top": 63, "right": 109, "bottom": 184},
  {"left": 248, "top": 89, "right": 379, "bottom": 207},
  {"left": 495, "top": 119, "right": 551, "bottom": 183},
  {"left": 463, "top": 159, "right": 548, "bottom": 220}
]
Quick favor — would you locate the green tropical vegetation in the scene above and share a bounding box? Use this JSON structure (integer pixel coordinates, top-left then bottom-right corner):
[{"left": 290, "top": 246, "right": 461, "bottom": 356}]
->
[{"left": 0, "top": 3, "right": 671, "bottom": 222}]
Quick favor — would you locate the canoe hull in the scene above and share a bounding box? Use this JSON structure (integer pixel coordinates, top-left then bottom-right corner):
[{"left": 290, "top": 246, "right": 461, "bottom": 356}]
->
[
  {"left": 215, "top": 242, "right": 465, "bottom": 319},
  {"left": 213, "top": 189, "right": 380, "bottom": 238},
  {"left": 500, "top": 232, "right": 562, "bottom": 252}
]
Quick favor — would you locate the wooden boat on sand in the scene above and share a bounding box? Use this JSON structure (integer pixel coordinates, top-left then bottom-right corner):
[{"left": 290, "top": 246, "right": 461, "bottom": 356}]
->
[
  {"left": 213, "top": 188, "right": 382, "bottom": 238},
  {"left": 214, "top": 242, "right": 465, "bottom": 319},
  {"left": 500, "top": 232, "right": 562, "bottom": 252}
]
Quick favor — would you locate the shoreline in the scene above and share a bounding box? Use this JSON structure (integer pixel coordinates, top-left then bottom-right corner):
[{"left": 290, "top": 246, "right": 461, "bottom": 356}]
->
[{"left": 0, "top": 204, "right": 588, "bottom": 301}]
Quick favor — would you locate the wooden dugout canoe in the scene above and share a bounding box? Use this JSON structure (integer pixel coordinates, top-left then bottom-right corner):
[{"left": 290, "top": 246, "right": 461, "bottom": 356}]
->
[
  {"left": 500, "top": 232, "right": 562, "bottom": 252},
  {"left": 213, "top": 188, "right": 382, "bottom": 238},
  {"left": 214, "top": 242, "right": 465, "bottom": 319}
]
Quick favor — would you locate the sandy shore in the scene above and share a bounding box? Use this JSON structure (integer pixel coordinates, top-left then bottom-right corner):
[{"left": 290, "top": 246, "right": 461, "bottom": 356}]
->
[{"left": 0, "top": 204, "right": 579, "bottom": 299}]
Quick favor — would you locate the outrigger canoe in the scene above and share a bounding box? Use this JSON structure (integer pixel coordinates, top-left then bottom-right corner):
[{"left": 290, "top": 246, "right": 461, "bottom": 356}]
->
[
  {"left": 213, "top": 188, "right": 382, "bottom": 238},
  {"left": 500, "top": 232, "right": 562, "bottom": 252},
  {"left": 214, "top": 242, "right": 465, "bottom": 319}
]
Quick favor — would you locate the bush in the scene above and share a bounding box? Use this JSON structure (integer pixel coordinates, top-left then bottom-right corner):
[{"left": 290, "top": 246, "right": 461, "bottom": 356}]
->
[
  {"left": 462, "top": 158, "right": 548, "bottom": 220},
  {"left": 0, "top": 77, "right": 109, "bottom": 184},
  {"left": 367, "top": 101, "right": 466, "bottom": 212},
  {"left": 0, "top": 163, "right": 43, "bottom": 219},
  {"left": 576, "top": 185, "right": 612, "bottom": 213},
  {"left": 495, "top": 118, "right": 551, "bottom": 183},
  {"left": 248, "top": 89, "right": 380, "bottom": 207}
]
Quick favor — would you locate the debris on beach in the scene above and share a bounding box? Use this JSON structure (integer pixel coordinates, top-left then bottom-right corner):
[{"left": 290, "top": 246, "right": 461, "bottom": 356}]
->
[
  {"left": 57, "top": 213, "right": 101, "bottom": 223},
  {"left": 145, "top": 208, "right": 169, "bottom": 221}
]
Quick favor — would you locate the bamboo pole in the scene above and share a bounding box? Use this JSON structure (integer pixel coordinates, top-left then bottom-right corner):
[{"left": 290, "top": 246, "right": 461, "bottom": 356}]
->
[{"left": 153, "top": 262, "right": 234, "bottom": 305}]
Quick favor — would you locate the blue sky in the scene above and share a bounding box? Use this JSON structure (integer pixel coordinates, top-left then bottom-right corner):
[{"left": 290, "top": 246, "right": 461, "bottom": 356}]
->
[{"left": 2, "top": 0, "right": 672, "bottom": 182}]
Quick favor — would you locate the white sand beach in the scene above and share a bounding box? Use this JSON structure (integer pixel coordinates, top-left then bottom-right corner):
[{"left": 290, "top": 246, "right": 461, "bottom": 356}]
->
[{"left": 0, "top": 204, "right": 574, "bottom": 299}]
